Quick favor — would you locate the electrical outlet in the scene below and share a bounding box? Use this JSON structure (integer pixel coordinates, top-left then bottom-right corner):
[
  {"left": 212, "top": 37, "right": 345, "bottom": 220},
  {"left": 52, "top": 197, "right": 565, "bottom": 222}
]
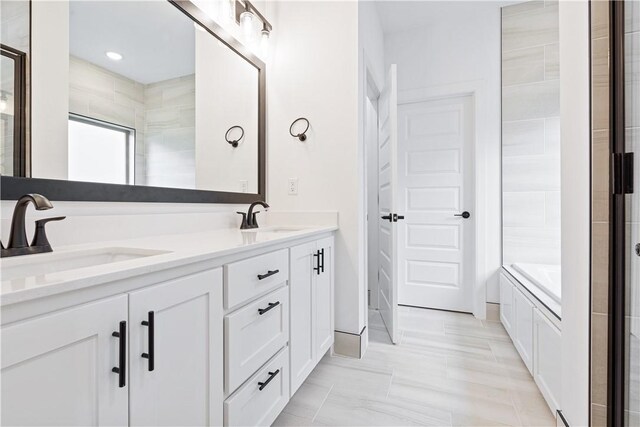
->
[
  {"left": 239, "top": 180, "right": 248, "bottom": 193},
  {"left": 288, "top": 178, "right": 298, "bottom": 195}
]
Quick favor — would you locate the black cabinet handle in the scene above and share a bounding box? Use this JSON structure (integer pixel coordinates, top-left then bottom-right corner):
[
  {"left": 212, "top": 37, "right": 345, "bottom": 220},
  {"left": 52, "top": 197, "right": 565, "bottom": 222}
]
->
[
  {"left": 313, "top": 250, "right": 321, "bottom": 275},
  {"left": 111, "top": 320, "right": 126, "bottom": 388},
  {"left": 141, "top": 311, "right": 155, "bottom": 371},
  {"left": 454, "top": 211, "right": 471, "bottom": 219},
  {"left": 258, "top": 301, "right": 280, "bottom": 315},
  {"left": 381, "top": 214, "right": 392, "bottom": 221},
  {"left": 257, "top": 269, "right": 279, "bottom": 280},
  {"left": 258, "top": 369, "right": 280, "bottom": 391},
  {"left": 320, "top": 248, "right": 325, "bottom": 273}
]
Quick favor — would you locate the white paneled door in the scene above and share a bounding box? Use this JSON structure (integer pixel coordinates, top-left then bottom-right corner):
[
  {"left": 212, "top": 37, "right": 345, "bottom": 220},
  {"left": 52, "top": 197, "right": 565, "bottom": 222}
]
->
[
  {"left": 397, "top": 95, "right": 474, "bottom": 312},
  {"left": 378, "top": 65, "right": 399, "bottom": 344}
]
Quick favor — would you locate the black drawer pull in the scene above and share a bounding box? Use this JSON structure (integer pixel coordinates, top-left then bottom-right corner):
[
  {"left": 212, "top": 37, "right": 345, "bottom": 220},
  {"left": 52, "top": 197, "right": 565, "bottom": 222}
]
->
[
  {"left": 258, "top": 301, "right": 280, "bottom": 315},
  {"left": 320, "top": 248, "right": 325, "bottom": 273},
  {"left": 141, "top": 311, "right": 154, "bottom": 371},
  {"left": 112, "top": 320, "right": 126, "bottom": 388},
  {"left": 258, "top": 369, "right": 280, "bottom": 391},
  {"left": 257, "top": 269, "right": 279, "bottom": 280},
  {"left": 313, "top": 250, "right": 321, "bottom": 275}
]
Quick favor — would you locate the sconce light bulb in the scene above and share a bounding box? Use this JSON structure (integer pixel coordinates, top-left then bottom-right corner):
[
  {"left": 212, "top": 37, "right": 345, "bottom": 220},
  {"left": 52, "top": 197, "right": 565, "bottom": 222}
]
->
[
  {"left": 240, "top": 10, "right": 254, "bottom": 37},
  {"left": 0, "top": 99, "right": 6, "bottom": 113},
  {"left": 260, "top": 29, "right": 269, "bottom": 58}
]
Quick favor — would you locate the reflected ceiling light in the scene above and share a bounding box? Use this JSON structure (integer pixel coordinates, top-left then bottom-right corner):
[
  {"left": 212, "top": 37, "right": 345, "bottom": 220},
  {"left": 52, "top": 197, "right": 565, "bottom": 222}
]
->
[
  {"left": 0, "top": 98, "right": 7, "bottom": 113},
  {"left": 235, "top": 1, "right": 272, "bottom": 58},
  {"left": 105, "top": 51, "right": 123, "bottom": 61}
]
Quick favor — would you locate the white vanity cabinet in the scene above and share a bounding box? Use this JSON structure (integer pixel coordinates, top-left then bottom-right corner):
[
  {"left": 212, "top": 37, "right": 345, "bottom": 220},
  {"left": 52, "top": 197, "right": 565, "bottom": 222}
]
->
[
  {"left": 499, "top": 270, "right": 561, "bottom": 415},
  {"left": 129, "top": 269, "right": 223, "bottom": 426},
  {"left": 1, "top": 295, "right": 129, "bottom": 426},
  {"left": 289, "top": 236, "right": 334, "bottom": 395}
]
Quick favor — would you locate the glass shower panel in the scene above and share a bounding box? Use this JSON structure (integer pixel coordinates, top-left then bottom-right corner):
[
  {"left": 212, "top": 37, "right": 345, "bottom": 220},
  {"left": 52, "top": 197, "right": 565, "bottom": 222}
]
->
[{"left": 625, "top": 0, "right": 640, "bottom": 425}]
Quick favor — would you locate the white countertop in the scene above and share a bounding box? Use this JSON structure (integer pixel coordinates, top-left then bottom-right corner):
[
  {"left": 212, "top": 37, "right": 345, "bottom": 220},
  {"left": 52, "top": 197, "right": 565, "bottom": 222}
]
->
[{"left": 0, "top": 225, "right": 337, "bottom": 307}]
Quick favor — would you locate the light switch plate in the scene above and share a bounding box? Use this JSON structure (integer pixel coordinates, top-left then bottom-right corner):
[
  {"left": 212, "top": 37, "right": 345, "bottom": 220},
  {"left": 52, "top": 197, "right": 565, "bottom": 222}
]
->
[{"left": 288, "top": 178, "right": 298, "bottom": 195}]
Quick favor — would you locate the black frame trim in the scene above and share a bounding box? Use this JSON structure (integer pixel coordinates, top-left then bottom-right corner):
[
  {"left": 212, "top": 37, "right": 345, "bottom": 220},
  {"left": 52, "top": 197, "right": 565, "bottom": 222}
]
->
[
  {"left": 1, "top": 0, "right": 266, "bottom": 204},
  {"left": 608, "top": 2, "right": 627, "bottom": 426},
  {"left": 1, "top": 44, "right": 27, "bottom": 177}
]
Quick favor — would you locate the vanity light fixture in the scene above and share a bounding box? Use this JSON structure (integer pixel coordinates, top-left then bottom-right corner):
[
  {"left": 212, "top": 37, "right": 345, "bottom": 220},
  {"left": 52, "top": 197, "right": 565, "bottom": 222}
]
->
[
  {"left": 289, "top": 117, "right": 310, "bottom": 142},
  {"left": 105, "top": 51, "right": 123, "bottom": 61},
  {"left": 225, "top": 125, "right": 245, "bottom": 148},
  {"left": 235, "top": 0, "right": 272, "bottom": 53}
]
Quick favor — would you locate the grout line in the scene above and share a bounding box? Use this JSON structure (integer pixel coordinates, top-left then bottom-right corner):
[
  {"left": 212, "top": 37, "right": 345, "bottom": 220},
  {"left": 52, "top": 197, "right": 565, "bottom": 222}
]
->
[{"left": 310, "top": 384, "right": 333, "bottom": 424}]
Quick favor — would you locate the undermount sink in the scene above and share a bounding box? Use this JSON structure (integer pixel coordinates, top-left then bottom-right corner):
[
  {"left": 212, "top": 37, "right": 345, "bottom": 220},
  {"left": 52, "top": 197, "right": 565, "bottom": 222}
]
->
[{"left": 0, "top": 247, "right": 170, "bottom": 282}]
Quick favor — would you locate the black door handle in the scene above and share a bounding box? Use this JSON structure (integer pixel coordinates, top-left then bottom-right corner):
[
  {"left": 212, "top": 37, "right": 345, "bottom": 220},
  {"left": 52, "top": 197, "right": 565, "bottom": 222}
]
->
[
  {"left": 258, "top": 369, "right": 280, "bottom": 391},
  {"left": 454, "top": 211, "right": 471, "bottom": 219},
  {"left": 393, "top": 214, "right": 404, "bottom": 222},
  {"left": 141, "top": 311, "right": 154, "bottom": 371},
  {"left": 258, "top": 301, "right": 280, "bottom": 315},
  {"left": 257, "top": 269, "right": 279, "bottom": 280},
  {"left": 381, "top": 214, "right": 392, "bottom": 221},
  {"left": 112, "top": 320, "right": 126, "bottom": 388},
  {"left": 320, "top": 248, "right": 325, "bottom": 273}
]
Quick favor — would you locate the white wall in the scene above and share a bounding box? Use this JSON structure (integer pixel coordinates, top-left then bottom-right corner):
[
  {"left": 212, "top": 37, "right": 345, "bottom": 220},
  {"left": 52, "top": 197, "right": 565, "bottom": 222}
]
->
[
  {"left": 359, "top": 1, "right": 385, "bottom": 314},
  {"left": 267, "top": 1, "right": 363, "bottom": 336},
  {"left": 559, "top": 1, "right": 590, "bottom": 425},
  {"left": 383, "top": 2, "right": 503, "bottom": 304}
]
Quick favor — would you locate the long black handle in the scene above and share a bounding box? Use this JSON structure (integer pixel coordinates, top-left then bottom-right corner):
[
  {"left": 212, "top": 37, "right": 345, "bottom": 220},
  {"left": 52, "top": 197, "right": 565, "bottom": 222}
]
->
[
  {"left": 258, "top": 301, "right": 280, "bottom": 315},
  {"left": 112, "top": 320, "right": 126, "bottom": 388},
  {"left": 320, "top": 248, "right": 325, "bottom": 273},
  {"left": 141, "top": 311, "right": 155, "bottom": 371},
  {"left": 381, "top": 214, "right": 392, "bottom": 221},
  {"left": 258, "top": 369, "right": 280, "bottom": 391},
  {"left": 257, "top": 269, "right": 279, "bottom": 280},
  {"left": 313, "top": 250, "right": 321, "bottom": 275}
]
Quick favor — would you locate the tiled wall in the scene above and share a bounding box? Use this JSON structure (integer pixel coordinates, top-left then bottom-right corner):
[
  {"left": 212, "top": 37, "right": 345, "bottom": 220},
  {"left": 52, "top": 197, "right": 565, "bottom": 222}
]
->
[
  {"left": 501, "top": 0, "right": 561, "bottom": 267},
  {"left": 68, "top": 56, "right": 195, "bottom": 187}
]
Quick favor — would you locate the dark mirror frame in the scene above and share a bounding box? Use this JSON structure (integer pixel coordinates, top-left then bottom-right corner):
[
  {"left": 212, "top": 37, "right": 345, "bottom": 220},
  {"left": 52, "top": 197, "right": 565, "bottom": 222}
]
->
[{"left": 1, "top": 0, "right": 266, "bottom": 204}]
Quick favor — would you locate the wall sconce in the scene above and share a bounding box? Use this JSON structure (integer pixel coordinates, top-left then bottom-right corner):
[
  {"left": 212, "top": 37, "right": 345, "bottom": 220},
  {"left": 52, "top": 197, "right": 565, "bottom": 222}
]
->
[
  {"left": 225, "top": 125, "right": 244, "bottom": 148},
  {"left": 290, "top": 117, "right": 310, "bottom": 142}
]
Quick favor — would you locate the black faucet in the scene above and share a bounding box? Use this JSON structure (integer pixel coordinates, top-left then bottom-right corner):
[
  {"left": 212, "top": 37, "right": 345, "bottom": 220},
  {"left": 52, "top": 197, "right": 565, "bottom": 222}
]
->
[
  {"left": 237, "top": 201, "right": 270, "bottom": 230},
  {"left": 1, "top": 193, "right": 66, "bottom": 258}
]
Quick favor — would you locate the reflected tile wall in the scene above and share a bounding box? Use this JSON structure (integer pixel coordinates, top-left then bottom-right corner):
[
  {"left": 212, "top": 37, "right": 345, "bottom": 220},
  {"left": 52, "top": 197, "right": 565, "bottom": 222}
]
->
[
  {"left": 68, "top": 57, "right": 196, "bottom": 187},
  {"left": 501, "top": 0, "right": 561, "bottom": 267}
]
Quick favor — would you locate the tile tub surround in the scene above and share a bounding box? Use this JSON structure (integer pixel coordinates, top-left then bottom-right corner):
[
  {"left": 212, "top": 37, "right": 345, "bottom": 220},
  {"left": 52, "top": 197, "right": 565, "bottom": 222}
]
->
[
  {"left": 501, "top": 1, "right": 561, "bottom": 267},
  {"left": 68, "top": 56, "right": 195, "bottom": 187},
  {"left": 274, "top": 307, "right": 556, "bottom": 427}
]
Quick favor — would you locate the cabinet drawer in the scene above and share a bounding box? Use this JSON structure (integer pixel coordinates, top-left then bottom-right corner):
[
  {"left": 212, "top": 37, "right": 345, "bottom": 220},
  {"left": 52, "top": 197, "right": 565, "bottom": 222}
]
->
[
  {"left": 225, "top": 286, "right": 289, "bottom": 394},
  {"left": 225, "top": 249, "right": 289, "bottom": 310},
  {"left": 224, "top": 348, "right": 290, "bottom": 427}
]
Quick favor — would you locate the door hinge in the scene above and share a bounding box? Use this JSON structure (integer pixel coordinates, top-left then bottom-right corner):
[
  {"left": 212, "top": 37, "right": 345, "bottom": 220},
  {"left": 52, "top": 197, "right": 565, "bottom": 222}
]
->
[{"left": 612, "top": 152, "right": 634, "bottom": 195}]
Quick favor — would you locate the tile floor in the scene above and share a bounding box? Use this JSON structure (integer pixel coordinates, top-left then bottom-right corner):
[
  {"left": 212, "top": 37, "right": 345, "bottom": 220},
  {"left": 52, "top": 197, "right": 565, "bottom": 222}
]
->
[{"left": 274, "top": 306, "right": 556, "bottom": 426}]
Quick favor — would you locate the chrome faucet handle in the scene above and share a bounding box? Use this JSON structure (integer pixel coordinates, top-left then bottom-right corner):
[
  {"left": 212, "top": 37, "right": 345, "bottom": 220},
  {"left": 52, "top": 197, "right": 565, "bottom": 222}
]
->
[{"left": 31, "top": 216, "right": 66, "bottom": 250}]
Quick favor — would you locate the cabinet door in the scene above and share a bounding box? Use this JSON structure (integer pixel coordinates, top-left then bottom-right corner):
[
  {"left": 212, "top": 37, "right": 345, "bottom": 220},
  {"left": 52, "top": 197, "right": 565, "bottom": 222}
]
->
[
  {"left": 499, "top": 273, "right": 515, "bottom": 339},
  {"left": 533, "top": 309, "right": 562, "bottom": 413},
  {"left": 315, "top": 236, "right": 334, "bottom": 359},
  {"left": 1, "top": 295, "right": 128, "bottom": 426},
  {"left": 289, "top": 241, "right": 316, "bottom": 395},
  {"left": 129, "top": 269, "right": 223, "bottom": 426},
  {"left": 513, "top": 287, "right": 534, "bottom": 373}
]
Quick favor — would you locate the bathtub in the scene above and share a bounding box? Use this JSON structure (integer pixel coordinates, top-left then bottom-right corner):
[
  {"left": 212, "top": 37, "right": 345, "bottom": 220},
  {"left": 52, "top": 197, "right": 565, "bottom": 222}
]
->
[{"left": 512, "top": 263, "right": 562, "bottom": 305}]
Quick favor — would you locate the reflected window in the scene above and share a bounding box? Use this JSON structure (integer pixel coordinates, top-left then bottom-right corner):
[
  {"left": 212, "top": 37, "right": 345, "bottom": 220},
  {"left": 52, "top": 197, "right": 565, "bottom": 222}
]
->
[{"left": 68, "top": 115, "right": 134, "bottom": 185}]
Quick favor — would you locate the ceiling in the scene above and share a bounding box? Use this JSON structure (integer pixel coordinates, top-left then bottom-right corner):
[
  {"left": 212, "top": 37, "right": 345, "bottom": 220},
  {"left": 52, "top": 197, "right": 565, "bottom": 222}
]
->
[
  {"left": 69, "top": 1, "right": 196, "bottom": 84},
  {"left": 375, "top": 0, "right": 520, "bottom": 35}
]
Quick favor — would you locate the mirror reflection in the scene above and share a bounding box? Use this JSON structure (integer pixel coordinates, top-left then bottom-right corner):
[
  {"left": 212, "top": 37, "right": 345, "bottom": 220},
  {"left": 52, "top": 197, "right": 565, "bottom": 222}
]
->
[{"left": 2, "top": 0, "right": 260, "bottom": 194}]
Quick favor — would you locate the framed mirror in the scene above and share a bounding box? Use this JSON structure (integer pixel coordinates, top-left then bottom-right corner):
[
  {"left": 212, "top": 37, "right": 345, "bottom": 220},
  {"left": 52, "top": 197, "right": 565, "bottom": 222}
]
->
[{"left": 0, "top": 0, "right": 266, "bottom": 204}]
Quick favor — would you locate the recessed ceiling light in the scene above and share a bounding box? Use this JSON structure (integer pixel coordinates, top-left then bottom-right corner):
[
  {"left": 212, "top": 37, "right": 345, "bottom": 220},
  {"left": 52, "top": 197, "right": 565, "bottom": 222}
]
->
[{"left": 106, "top": 51, "right": 123, "bottom": 61}]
